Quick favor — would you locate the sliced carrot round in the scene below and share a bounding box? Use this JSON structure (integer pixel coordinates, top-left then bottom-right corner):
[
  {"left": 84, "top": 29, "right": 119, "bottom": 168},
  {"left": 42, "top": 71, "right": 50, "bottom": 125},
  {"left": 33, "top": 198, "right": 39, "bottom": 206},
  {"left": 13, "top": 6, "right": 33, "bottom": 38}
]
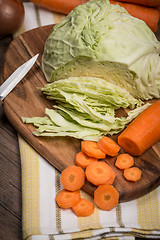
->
[
  {"left": 75, "top": 151, "right": 98, "bottom": 168},
  {"left": 115, "top": 153, "right": 134, "bottom": 170},
  {"left": 56, "top": 189, "right": 81, "bottom": 209},
  {"left": 94, "top": 184, "right": 119, "bottom": 211},
  {"left": 105, "top": 169, "right": 116, "bottom": 185},
  {"left": 81, "top": 141, "right": 106, "bottom": 159},
  {"left": 123, "top": 167, "right": 142, "bottom": 182},
  {"left": 60, "top": 166, "right": 85, "bottom": 191},
  {"left": 85, "top": 161, "right": 114, "bottom": 186},
  {"left": 72, "top": 198, "right": 94, "bottom": 217},
  {"left": 97, "top": 136, "right": 120, "bottom": 156}
]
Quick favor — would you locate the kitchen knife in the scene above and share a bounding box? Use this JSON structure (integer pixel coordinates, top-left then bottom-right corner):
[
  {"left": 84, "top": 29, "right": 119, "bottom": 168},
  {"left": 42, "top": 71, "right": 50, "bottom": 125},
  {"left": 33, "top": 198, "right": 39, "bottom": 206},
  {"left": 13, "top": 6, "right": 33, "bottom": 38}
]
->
[{"left": 0, "top": 53, "right": 39, "bottom": 102}]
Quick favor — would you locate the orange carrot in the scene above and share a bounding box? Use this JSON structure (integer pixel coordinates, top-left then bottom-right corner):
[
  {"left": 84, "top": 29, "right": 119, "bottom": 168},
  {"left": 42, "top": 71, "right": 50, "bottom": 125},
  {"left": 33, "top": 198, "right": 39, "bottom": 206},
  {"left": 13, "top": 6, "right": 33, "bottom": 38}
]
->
[
  {"left": 115, "top": 153, "right": 134, "bottom": 170},
  {"left": 85, "top": 161, "right": 115, "bottom": 186},
  {"left": 97, "top": 136, "right": 120, "bottom": 157},
  {"left": 56, "top": 189, "right": 81, "bottom": 208},
  {"left": 30, "top": 0, "right": 88, "bottom": 15},
  {"left": 30, "top": 0, "right": 159, "bottom": 32},
  {"left": 123, "top": 167, "right": 142, "bottom": 182},
  {"left": 30, "top": 0, "right": 160, "bottom": 14},
  {"left": 72, "top": 198, "right": 94, "bottom": 217},
  {"left": 118, "top": 100, "right": 160, "bottom": 156},
  {"left": 157, "top": 5, "right": 160, "bottom": 17},
  {"left": 110, "top": 1, "right": 160, "bottom": 32},
  {"left": 81, "top": 141, "right": 106, "bottom": 159},
  {"left": 75, "top": 151, "right": 98, "bottom": 168},
  {"left": 94, "top": 184, "right": 119, "bottom": 211},
  {"left": 60, "top": 165, "right": 85, "bottom": 191},
  {"left": 105, "top": 169, "right": 116, "bottom": 185},
  {"left": 157, "top": 5, "right": 160, "bottom": 12},
  {"left": 111, "top": 0, "right": 160, "bottom": 7}
]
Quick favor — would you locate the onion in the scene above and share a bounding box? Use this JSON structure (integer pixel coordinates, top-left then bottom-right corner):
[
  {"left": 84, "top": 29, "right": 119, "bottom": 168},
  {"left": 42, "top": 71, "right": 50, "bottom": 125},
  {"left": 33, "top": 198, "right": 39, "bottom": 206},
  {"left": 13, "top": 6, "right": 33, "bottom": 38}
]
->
[{"left": 0, "top": 0, "right": 25, "bottom": 37}]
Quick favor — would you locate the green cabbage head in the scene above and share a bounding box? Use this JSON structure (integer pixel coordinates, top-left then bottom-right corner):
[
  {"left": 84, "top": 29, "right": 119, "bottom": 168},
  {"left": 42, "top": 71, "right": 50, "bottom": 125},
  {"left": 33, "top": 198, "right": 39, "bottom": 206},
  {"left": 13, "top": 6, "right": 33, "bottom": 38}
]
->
[{"left": 42, "top": 0, "right": 160, "bottom": 100}]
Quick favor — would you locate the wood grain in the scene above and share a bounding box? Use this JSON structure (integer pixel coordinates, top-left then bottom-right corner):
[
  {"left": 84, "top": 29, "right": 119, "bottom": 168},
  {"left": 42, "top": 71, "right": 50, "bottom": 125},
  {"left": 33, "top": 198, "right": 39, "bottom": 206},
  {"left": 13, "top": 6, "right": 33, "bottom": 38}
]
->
[
  {"left": 1, "top": 24, "right": 160, "bottom": 202},
  {"left": 0, "top": 105, "right": 22, "bottom": 240}
]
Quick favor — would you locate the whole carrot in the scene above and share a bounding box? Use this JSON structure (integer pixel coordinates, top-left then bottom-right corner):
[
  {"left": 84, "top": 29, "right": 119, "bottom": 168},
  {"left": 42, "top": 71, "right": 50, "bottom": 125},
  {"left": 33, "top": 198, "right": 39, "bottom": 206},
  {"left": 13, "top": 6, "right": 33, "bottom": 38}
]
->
[
  {"left": 157, "top": 5, "right": 160, "bottom": 16},
  {"left": 110, "top": 0, "right": 160, "bottom": 32},
  {"left": 30, "top": 0, "right": 88, "bottom": 15},
  {"left": 30, "top": 0, "right": 159, "bottom": 32},
  {"left": 118, "top": 100, "right": 160, "bottom": 156},
  {"left": 111, "top": 0, "right": 160, "bottom": 7}
]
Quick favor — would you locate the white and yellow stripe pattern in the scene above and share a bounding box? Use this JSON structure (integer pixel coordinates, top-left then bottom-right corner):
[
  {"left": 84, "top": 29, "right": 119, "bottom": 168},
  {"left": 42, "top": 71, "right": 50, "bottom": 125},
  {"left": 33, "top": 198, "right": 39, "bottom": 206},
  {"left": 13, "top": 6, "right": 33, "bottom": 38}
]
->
[{"left": 18, "top": 3, "right": 160, "bottom": 240}]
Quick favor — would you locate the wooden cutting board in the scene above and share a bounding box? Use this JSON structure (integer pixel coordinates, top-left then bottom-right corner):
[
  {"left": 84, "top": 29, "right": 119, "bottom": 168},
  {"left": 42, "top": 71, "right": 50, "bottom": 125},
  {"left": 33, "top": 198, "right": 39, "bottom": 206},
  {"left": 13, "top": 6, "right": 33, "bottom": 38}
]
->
[{"left": 1, "top": 25, "right": 160, "bottom": 202}]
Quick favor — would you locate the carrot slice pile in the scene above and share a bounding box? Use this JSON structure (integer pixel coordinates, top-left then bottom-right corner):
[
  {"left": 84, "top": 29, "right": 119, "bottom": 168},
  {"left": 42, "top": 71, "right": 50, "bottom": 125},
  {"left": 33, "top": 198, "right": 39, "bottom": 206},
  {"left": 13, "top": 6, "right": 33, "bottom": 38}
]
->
[
  {"left": 123, "top": 167, "right": 142, "bottom": 182},
  {"left": 56, "top": 189, "right": 81, "bottom": 208},
  {"left": 72, "top": 198, "right": 94, "bottom": 217},
  {"left": 75, "top": 151, "right": 98, "bottom": 168},
  {"left": 97, "top": 136, "right": 120, "bottom": 157},
  {"left": 85, "top": 161, "right": 115, "bottom": 186},
  {"left": 81, "top": 141, "right": 106, "bottom": 159},
  {"left": 94, "top": 184, "right": 119, "bottom": 211},
  {"left": 60, "top": 165, "right": 85, "bottom": 191},
  {"left": 115, "top": 153, "right": 134, "bottom": 170},
  {"left": 56, "top": 132, "right": 146, "bottom": 216}
]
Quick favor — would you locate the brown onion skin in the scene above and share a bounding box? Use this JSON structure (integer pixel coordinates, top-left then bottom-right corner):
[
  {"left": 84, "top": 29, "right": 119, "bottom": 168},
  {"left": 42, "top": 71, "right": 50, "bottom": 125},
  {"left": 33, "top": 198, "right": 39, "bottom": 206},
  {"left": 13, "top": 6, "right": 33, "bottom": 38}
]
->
[{"left": 0, "top": 0, "right": 25, "bottom": 37}]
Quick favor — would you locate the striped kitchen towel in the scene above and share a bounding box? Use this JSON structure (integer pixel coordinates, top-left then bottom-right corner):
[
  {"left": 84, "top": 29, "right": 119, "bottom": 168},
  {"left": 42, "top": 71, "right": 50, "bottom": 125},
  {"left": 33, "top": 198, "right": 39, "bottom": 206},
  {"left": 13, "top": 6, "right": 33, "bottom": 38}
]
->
[
  {"left": 19, "top": 135, "right": 160, "bottom": 240},
  {"left": 17, "top": 2, "right": 160, "bottom": 240}
]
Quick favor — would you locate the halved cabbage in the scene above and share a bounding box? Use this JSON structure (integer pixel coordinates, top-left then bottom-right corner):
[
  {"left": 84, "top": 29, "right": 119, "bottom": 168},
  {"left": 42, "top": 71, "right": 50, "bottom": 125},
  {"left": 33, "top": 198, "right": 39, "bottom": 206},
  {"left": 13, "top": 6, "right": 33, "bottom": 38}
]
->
[{"left": 42, "top": 0, "right": 160, "bottom": 100}]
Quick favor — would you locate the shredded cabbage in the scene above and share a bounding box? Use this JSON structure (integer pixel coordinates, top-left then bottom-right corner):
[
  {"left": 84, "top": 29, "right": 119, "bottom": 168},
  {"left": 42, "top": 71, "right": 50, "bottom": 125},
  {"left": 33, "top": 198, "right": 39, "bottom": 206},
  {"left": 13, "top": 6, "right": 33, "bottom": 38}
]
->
[{"left": 22, "top": 77, "right": 150, "bottom": 141}]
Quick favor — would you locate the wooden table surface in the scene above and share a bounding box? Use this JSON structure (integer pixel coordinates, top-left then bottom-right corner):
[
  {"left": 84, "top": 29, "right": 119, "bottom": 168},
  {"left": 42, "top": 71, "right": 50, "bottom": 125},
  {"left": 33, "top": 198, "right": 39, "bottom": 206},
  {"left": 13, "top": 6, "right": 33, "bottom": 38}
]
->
[{"left": 0, "top": 1, "right": 160, "bottom": 239}]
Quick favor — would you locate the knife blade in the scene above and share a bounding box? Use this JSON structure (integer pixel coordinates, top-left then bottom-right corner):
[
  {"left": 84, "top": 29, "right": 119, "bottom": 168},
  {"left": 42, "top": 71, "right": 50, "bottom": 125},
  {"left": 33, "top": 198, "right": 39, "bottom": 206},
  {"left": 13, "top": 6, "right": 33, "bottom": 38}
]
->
[{"left": 0, "top": 53, "right": 39, "bottom": 101}]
